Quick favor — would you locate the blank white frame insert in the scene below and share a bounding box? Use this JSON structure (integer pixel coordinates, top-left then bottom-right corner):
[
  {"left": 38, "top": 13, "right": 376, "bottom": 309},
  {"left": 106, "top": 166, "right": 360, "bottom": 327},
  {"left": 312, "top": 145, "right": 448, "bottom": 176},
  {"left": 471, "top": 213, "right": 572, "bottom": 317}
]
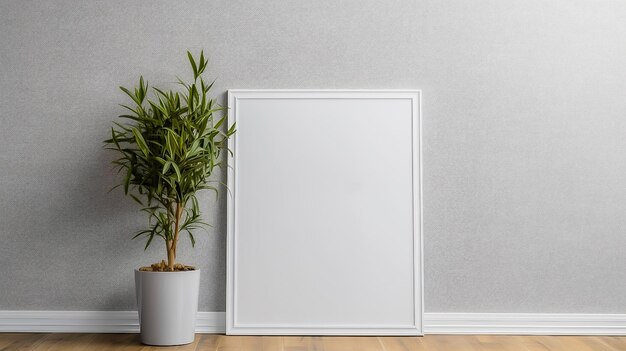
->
[{"left": 227, "top": 90, "right": 423, "bottom": 335}]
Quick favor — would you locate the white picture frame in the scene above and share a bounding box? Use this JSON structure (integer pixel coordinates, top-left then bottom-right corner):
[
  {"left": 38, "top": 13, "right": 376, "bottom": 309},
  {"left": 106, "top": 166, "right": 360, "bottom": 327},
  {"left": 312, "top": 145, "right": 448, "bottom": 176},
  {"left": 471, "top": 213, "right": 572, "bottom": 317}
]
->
[{"left": 226, "top": 89, "right": 423, "bottom": 335}]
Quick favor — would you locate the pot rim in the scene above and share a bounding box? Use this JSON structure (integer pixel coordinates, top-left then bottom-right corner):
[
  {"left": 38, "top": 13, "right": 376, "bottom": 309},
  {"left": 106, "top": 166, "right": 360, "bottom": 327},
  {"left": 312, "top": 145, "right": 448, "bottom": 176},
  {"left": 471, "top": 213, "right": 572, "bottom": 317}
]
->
[{"left": 135, "top": 268, "right": 200, "bottom": 274}]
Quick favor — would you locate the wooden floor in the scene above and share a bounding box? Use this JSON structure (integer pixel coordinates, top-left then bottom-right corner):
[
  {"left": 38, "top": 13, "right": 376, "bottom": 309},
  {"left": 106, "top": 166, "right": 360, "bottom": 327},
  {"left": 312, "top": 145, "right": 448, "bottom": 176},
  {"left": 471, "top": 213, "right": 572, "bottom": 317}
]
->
[{"left": 1, "top": 333, "right": 626, "bottom": 351}]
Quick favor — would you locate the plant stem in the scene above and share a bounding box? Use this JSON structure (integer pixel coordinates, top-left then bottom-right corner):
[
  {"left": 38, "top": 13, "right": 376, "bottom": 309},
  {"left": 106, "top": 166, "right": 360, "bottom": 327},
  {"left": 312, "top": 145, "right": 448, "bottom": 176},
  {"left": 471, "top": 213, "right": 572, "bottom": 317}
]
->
[
  {"left": 166, "top": 240, "right": 174, "bottom": 271},
  {"left": 167, "top": 202, "right": 183, "bottom": 271}
]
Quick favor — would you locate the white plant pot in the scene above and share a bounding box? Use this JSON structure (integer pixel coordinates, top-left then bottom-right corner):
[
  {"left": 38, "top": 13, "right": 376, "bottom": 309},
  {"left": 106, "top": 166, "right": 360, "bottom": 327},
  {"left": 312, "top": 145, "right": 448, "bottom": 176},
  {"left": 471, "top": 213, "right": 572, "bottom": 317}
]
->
[{"left": 135, "top": 269, "right": 200, "bottom": 346}]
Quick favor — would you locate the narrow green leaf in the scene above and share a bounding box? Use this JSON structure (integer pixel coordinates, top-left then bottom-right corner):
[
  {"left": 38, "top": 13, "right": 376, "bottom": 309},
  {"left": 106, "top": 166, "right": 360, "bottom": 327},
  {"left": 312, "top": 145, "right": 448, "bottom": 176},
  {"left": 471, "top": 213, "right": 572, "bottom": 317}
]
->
[
  {"left": 132, "top": 230, "right": 151, "bottom": 240},
  {"left": 214, "top": 116, "right": 226, "bottom": 129},
  {"left": 131, "top": 128, "right": 150, "bottom": 157},
  {"left": 123, "top": 167, "right": 131, "bottom": 194},
  {"left": 110, "top": 128, "right": 120, "bottom": 149},
  {"left": 187, "top": 231, "right": 196, "bottom": 247},
  {"left": 199, "top": 50, "right": 205, "bottom": 74},
  {"left": 227, "top": 122, "right": 237, "bottom": 136},
  {"left": 171, "top": 162, "right": 182, "bottom": 181},
  {"left": 191, "top": 195, "right": 199, "bottom": 213},
  {"left": 154, "top": 157, "right": 167, "bottom": 165},
  {"left": 162, "top": 161, "right": 171, "bottom": 174},
  {"left": 129, "top": 193, "right": 143, "bottom": 206},
  {"left": 187, "top": 51, "right": 198, "bottom": 78},
  {"left": 144, "top": 231, "right": 155, "bottom": 250}
]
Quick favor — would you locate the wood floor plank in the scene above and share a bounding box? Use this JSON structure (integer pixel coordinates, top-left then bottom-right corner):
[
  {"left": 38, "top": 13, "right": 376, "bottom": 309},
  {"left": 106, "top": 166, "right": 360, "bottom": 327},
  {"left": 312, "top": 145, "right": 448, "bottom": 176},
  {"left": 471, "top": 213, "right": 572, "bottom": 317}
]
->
[
  {"left": 468, "top": 335, "right": 505, "bottom": 351},
  {"left": 47, "top": 333, "right": 99, "bottom": 351},
  {"left": 322, "top": 336, "right": 359, "bottom": 351},
  {"left": 249, "top": 336, "right": 284, "bottom": 351},
  {"left": 265, "top": 336, "right": 285, "bottom": 351},
  {"left": 593, "top": 336, "right": 626, "bottom": 351},
  {"left": 98, "top": 334, "right": 143, "bottom": 351},
  {"left": 238, "top": 336, "right": 263, "bottom": 350},
  {"left": 116, "top": 335, "right": 150, "bottom": 351},
  {"left": 331, "top": 336, "right": 382, "bottom": 351},
  {"left": 473, "top": 335, "right": 529, "bottom": 351},
  {"left": 239, "top": 335, "right": 285, "bottom": 351},
  {"left": 194, "top": 334, "right": 220, "bottom": 351},
  {"left": 575, "top": 336, "right": 616, "bottom": 351},
  {"left": 0, "top": 334, "right": 26, "bottom": 349},
  {"left": 283, "top": 336, "right": 313, "bottom": 351},
  {"left": 551, "top": 336, "right": 603, "bottom": 351},
  {"left": 28, "top": 334, "right": 71, "bottom": 351},
  {"left": 216, "top": 334, "right": 248, "bottom": 351},
  {"left": 438, "top": 335, "right": 482, "bottom": 351},
  {"left": 378, "top": 336, "right": 431, "bottom": 351},
  {"left": 517, "top": 336, "right": 552, "bottom": 351},
  {"left": 409, "top": 335, "right": 443, "bottom": 351},
  {"left": 2, "top": 333, "right": 626, "bottom": 350},
  {"left": 0, "top": 333, "right": 48, "bottom": 351}
]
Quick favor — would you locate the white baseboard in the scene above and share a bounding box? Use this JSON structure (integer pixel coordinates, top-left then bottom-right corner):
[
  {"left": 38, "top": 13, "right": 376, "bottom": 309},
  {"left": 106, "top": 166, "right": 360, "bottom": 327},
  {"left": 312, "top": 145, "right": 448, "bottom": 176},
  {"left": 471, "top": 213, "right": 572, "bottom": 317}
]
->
[
  {"left": 1, "top": 311, "right": 626, "bottom": 335},
  {"left": 424, "top": 313, "right": 626, "bottom": 335},
  {"left": 0, "top": 311, "right": 225, "bottom": 333}
]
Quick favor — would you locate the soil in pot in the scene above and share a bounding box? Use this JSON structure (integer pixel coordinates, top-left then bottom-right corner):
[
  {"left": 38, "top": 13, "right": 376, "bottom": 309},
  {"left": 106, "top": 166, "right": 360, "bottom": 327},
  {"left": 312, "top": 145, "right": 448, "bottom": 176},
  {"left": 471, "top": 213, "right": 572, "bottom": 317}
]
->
[{"left": 139, "top": 260, "right": 196, "bottom": 272}]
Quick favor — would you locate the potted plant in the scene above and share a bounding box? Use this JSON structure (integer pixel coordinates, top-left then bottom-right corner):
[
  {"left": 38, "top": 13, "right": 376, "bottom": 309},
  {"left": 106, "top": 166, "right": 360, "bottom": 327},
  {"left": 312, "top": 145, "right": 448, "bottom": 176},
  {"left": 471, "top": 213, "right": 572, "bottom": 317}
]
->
[{"left": 105, "top": 51, "right": 235, "bottom": 345}]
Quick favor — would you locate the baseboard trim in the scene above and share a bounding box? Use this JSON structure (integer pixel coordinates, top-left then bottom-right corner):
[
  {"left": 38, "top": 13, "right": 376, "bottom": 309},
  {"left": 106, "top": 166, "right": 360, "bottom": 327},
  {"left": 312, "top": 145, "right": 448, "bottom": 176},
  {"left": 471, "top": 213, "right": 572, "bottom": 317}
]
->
[
  {"left": 1, "top": 311, "right": 625, "bottom": 335},
  {"left": 0, "top": 311, "right": 225, "bottom": 333},
  {"left": 424, "top": 313, "right": 626, "bottom": 335}
]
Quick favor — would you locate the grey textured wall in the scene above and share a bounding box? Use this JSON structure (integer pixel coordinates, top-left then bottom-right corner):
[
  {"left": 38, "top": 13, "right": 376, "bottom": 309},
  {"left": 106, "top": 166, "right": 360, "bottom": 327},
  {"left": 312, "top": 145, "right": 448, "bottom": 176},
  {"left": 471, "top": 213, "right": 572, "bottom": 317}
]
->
[{"left": 1, "top": 0, "right": 626, "bottom": 313}]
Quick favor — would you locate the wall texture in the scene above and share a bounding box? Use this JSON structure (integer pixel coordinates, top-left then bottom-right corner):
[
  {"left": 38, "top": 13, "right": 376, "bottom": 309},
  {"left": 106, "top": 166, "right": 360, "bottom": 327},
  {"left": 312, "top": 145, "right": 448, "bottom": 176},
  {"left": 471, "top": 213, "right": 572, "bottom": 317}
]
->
[{"left": 1, "top": 0, "right": 626, "bottom": 313}]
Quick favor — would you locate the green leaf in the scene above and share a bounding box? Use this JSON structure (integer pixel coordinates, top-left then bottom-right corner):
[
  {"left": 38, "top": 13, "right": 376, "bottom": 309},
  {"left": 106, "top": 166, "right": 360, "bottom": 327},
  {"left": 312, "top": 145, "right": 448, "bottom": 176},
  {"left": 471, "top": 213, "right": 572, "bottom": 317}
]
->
[
  {"left": 190, "top": 195, "right": 199, "bottom": 215},
  {"left": 144, "top": 230, "right": 155, "bottom": 250},
  {"left": 110, "top": 128, "right": 120, "bottom": 149},
  {"left": 199, "top": 50, "right": 205, "bottom": 74},
  {"left": 214, "top": 116, "right": 226, "bottom": 129},
  {"left": 129, "top": 193, "right": 143, "bottom": 206},
  {"left": 227, "top": 122, "right": 237, "bottom": 136},
  {"left": 132, "top": 230, "right": 149, "bottom": 240},
  {"left": 171, "top": 162, "right": 182, "bottom": 181},
  {"left": 123, "top": 167, "right": 132, "bottom": 194},
  {"left": 187, "top": 231, "right": 196, "bottom": 247},
  {"left": 131, "top": 127, "right": 150, "bottom": 157},
  {"left": 187, "top": 51, "right": 198, "bottom": 79}
]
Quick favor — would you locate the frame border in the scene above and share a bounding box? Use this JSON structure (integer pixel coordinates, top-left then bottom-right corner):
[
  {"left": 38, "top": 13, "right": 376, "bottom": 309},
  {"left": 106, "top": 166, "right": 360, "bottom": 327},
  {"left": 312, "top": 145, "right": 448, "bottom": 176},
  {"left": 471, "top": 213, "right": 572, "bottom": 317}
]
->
[{"left": 226, "top": 89, "right": 423, "bottom": 335}]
